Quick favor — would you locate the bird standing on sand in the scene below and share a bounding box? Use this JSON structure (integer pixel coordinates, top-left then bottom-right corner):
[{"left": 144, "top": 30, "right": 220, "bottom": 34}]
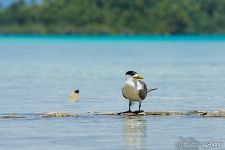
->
[{"left": 122, "top": 71, "right": 157, "bottom": 112}]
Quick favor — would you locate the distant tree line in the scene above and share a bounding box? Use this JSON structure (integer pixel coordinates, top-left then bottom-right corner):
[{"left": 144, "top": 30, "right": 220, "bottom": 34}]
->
[{"left": 0, "top": 0, "right": 225, "bottom": 35}]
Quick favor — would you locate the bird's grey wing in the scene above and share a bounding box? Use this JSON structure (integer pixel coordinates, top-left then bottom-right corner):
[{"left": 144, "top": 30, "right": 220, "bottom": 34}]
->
[{"left": 138, "top": 80, "right": 148, "bottom": 100}]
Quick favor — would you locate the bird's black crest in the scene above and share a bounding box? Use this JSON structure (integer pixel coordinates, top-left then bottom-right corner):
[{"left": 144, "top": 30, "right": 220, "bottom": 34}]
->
[
  {"left": 74, "top": 90, "right": 79, "bottom": 93},
  {"left": 126, "top": 71, "right": 137, "bottom": 76}
]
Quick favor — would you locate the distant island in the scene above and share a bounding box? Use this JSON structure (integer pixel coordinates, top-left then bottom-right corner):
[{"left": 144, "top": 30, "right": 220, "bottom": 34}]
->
[{"left": 0, "top": 0, "right": 224, "bottom": 35}]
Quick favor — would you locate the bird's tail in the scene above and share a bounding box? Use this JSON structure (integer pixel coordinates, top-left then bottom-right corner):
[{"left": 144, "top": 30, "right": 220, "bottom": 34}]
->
[{"left": 147, "top": 88, "right": 158, "bottom": 93}]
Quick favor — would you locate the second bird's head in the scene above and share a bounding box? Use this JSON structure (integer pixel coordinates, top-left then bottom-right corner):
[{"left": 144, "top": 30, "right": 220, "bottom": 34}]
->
[{"left": 125, "top": 71, "right": 144, "bottom": 80}]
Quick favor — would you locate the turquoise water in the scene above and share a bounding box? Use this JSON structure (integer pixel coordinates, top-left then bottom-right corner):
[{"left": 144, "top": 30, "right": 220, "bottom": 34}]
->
[{"left": 1, "top": 36, "right": 225, "bottom": 150}]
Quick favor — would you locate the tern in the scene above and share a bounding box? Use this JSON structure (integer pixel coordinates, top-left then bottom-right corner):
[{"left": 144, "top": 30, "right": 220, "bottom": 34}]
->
[{"left": 122, "top": 71, "right": 157, "bottom": 112}]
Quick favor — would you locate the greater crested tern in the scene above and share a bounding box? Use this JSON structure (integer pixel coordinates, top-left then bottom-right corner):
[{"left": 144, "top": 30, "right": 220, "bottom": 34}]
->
[{"left": 122, "top": 71, "right": 157, "bottom": 112}]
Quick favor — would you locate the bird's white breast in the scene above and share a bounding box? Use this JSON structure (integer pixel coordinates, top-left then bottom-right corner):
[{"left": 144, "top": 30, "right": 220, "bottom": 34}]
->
[{"left": 122, "top": 79, "right": 142, "bottom": 101}]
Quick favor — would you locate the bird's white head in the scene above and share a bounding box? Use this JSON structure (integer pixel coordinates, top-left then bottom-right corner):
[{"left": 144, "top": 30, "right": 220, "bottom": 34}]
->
[{"left": 125, "top": 71, "right": 144, "bottom": 80}]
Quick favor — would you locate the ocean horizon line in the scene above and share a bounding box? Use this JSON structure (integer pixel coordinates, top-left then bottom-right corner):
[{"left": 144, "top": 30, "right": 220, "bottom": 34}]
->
[{"left": 1, "top": 34, "right": 225, "bottom": 41}]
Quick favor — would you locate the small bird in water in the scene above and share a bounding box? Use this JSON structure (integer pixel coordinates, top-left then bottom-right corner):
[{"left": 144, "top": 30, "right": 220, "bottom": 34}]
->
[
  {"left": 122, "top": 71, "right": 157, "bottom": 112},
  {"left": 68, "top": 90, "right": 79, "bottom": 102}
]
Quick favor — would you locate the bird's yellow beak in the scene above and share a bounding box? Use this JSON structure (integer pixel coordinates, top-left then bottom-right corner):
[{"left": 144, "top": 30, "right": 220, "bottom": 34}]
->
[{"left": 133, "top": 74, "right": 144, "bottom": 80}]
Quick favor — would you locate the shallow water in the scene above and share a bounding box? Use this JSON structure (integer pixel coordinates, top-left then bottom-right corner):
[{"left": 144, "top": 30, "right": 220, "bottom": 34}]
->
[{"left": 1, "top": 36, "right": 225, "bottom": 150}]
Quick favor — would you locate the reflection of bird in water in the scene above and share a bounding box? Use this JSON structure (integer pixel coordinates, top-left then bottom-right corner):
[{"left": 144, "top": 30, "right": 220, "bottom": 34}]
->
[
  {"left": 123, "top": 117, "right": 146, "bottom": 150},
  {"left": 122, "top": 71, "right": 157, "bottom": 112}
]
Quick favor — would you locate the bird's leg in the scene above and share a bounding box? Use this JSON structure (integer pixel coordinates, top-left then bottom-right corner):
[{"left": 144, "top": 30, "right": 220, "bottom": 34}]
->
[
  {"left": 128, "top": 101, "right": 132, "bottom": 112},
  {"left": 125, "top": 101, "right": 132, "bottom": 112},
  {"left": 138, "top": 102, "right": 144, "bottom": 113},
  {"left": 139, "top": 102, "right": 141, "bottom": 112},
  {"left": 118, "top": 101, "right": 132, "bottom": 115}
]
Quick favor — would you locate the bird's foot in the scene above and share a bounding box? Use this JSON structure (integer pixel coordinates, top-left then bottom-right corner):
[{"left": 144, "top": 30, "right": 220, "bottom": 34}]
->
[
  {"left": 134, "top": 110, "right": 144, "bottom": 114},
  {"left": 124, "top": 110, "right": 133, "bottom": 113},
  {"left": 118, "top": 110, "right": 132, "bottom": 115}
]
